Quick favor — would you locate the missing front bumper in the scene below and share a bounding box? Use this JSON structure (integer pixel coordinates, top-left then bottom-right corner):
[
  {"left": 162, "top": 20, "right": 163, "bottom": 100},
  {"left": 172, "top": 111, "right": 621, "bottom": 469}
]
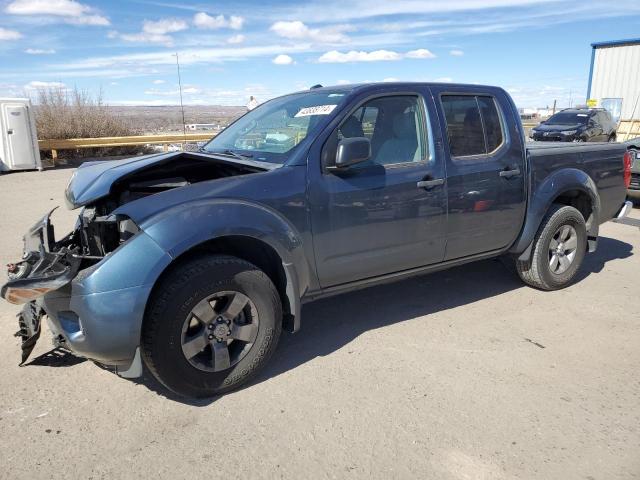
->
[
  {"left": 1, "top": 209, "right": 81, "bottom": 305},
  {"left": 2, "top": 251, "right": 81, "bottom": 304}
]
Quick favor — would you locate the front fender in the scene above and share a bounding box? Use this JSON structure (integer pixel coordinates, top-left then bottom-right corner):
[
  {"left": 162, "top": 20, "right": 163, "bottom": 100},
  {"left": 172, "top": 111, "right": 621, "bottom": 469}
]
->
[
  {"left": 510, "top": 168, "right": 601, "bottom": 256},
  {"left": 133, "top": 198, "right": 311, "bottom": 328}
]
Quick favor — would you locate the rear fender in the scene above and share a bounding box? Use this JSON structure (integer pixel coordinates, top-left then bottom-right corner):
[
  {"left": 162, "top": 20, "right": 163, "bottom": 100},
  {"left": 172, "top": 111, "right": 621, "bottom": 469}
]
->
[{"left": 510, "top": 168, "right": 600, "bottom": 259}]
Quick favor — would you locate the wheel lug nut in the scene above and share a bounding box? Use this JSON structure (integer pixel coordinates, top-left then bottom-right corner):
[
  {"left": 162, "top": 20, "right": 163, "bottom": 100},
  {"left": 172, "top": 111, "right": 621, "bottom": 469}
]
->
[
  {"left": 208, "top": 324, "right": 214, "bottom": 330},
  {"left": 208, "top": 334, "right": 214, "bottom": 340}
]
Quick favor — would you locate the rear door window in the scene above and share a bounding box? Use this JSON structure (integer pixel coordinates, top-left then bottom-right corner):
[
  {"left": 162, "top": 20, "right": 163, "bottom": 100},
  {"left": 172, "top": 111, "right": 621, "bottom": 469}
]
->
[
  {"left": 477, "top": 97, "right": 504, "bottom": 152},
  {"left": 441, "top": 95, "right": 505, "bottom": 158}
]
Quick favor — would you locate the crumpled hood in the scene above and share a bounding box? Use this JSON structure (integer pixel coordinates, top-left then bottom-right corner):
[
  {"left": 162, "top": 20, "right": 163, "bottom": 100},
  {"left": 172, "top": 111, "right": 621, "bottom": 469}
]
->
[
  {"left": 65, "top": 152, "right": 183, "bottom": 209},
  {"left": 64, "top": 151, "right": 276, "bottom": 209}
]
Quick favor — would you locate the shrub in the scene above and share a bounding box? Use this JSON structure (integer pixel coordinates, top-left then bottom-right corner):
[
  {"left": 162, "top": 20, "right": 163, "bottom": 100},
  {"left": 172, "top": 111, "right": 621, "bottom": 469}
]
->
[{"left": 34, "top": 87, "right": 148, "bottom": 160}]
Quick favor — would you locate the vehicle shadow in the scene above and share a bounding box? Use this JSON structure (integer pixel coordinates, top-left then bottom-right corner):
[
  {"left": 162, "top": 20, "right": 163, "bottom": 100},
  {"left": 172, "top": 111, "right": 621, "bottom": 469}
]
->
[
  {"left": 24, "top": 347, "right": 87, "bottom": 367},
  {"left": 130, "top": 236, "right": 633, "bottom": 405}
]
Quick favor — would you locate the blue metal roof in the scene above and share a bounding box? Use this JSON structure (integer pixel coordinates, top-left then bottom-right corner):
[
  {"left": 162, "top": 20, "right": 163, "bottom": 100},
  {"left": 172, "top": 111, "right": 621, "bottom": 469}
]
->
[{"left": 591, "top": 38, "right": 640, "bottom": 48}]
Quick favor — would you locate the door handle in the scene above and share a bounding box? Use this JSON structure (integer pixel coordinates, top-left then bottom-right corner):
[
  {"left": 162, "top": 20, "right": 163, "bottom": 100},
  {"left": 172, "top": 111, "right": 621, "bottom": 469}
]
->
[
  {"left": 417, "top": 178, "right": 445, "bottom": 189},
  {"left": 7, "top": 129, "right": 13, "bottom": 135},
  {"left": 499, "top": 167, "right": 521, "bottom": 179}
]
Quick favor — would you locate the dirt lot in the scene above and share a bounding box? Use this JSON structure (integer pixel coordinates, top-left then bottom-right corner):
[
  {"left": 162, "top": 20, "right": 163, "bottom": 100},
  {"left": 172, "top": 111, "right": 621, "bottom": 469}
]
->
[{"left": 0, "top": 168, "right": 638, "bottom": 480}]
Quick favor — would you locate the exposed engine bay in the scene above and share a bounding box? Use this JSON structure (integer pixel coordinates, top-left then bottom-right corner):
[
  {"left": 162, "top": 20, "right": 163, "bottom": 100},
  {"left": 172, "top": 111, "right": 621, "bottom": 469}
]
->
[{"left": 24, "top": 153, "right": 264, "bottom": 262}]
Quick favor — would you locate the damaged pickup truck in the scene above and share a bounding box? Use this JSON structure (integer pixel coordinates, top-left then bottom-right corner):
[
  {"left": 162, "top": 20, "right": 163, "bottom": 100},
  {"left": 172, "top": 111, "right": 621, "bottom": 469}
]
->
[{"left": 2, "top": 82, "right": 634, "bottom": 398}]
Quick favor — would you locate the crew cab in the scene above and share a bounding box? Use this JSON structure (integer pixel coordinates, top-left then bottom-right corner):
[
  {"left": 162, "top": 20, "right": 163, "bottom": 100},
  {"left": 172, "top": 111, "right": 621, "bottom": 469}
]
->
[{"left": 2, "top": 83, "right": 634, "bottom": 398}]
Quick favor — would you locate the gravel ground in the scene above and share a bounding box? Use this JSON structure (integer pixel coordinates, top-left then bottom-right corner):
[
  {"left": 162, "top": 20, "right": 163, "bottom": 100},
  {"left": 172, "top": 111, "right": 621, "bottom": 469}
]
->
[{"left": 0, "top": 168, "right": 639, "bottom": 480}]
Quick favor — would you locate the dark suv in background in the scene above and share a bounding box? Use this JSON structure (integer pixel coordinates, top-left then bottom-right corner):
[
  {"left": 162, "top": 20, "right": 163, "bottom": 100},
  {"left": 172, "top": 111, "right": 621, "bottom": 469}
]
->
[{"left": 530, "top": 108, "right": 617, "bottom": 143}]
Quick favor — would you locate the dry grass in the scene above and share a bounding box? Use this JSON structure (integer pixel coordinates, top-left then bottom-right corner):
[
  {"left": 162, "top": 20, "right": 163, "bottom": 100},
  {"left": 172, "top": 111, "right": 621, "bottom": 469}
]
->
[{"left": 34, "top": 87, "right": 148, "bottom": 159}]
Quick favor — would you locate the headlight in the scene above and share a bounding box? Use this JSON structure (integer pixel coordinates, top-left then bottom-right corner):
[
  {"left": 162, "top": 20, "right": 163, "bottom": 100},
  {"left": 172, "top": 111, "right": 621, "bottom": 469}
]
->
[
  {"left": 530, "top": 130, "right": 538, "bottom": 137},
  {"left": 562, "top": 130, "right": 577, "bottom": 135}
]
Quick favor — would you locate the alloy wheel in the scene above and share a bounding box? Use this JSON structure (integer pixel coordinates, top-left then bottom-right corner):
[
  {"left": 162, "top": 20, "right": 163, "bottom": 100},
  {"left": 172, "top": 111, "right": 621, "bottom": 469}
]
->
[
  {"left": 548, "top": 225, "right": 578, "bottom": 275},
  {"left": 180, "top": 291, "right": 259, "bottom": 372}
]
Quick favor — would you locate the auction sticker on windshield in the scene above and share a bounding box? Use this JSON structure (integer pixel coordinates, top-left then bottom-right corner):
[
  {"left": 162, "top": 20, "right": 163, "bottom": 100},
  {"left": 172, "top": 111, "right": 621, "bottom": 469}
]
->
[{"left": 295, "top": 105, "right": 337, "bottom": 117}]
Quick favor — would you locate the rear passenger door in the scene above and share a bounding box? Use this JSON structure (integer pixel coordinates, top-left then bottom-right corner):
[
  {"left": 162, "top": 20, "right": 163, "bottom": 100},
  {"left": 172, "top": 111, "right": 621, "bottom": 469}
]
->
[{"left": 433, "top": 88, "right": 526, "bottom": 260}]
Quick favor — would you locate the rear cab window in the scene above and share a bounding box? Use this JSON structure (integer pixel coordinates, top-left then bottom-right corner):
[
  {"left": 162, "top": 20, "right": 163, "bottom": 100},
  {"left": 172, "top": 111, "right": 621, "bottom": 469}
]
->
[{"left": 441, "top": 95, "right": 505, "bottom": 158}]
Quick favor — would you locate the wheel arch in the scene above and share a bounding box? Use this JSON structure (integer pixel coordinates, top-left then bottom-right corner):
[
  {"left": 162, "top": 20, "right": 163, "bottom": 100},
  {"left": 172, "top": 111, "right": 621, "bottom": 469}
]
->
[
  {"left": 510, "top": 168, "right": 601, "bottom": 260},
  {"left": 145, "top": 234, "right": 302, "bottom": 333},
  {"left": 138, "top": 200, "right": 313, "bottom": 333}
]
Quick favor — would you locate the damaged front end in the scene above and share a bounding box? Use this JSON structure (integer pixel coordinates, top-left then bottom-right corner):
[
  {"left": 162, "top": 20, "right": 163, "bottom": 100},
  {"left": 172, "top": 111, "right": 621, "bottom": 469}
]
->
[
  {"left": 2, "top": 151, "right": 271, "bottom": 366},
  {"left": 3, "top": 209, "right": 81, "bottom": 305},
  {"left": 2, "top": 207, "right": 138, "bottom": 363}
]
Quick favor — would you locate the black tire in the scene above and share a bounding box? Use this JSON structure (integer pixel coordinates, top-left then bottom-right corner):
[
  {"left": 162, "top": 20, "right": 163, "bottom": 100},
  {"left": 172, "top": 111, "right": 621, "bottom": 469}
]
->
[
  {"left": 516, "top": 205, "right": 587, "bottom": 291},
  {"left": 142, "top": 254, "right": 282, "bottom": 398}
]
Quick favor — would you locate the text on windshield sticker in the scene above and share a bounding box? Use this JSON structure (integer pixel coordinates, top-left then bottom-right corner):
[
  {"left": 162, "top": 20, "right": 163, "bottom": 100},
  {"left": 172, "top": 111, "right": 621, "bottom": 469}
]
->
[{"left": 295, "top": 105, "right": 337, "bottom": 117}]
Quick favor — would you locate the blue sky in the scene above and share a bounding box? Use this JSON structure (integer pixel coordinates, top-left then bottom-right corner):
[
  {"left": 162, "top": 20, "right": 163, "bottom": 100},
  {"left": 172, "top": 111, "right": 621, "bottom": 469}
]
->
[{"left": 1, "top": 0, "right": 640, "bottom": 108}]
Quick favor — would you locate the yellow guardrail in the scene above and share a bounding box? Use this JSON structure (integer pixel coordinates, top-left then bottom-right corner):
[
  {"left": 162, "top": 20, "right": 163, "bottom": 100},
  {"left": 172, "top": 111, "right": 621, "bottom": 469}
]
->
[
  {"left": 39, "top": 124, "right": 543, "bottom": 165},
  {"left": 38, "top": 133, "right": 216, "bottom": 163}
]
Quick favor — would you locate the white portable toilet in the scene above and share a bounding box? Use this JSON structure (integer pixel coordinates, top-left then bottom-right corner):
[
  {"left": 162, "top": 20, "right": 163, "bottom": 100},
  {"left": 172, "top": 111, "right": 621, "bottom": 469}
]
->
[{"left": 0, "top": 98, "right": 42, "bottom": 172}]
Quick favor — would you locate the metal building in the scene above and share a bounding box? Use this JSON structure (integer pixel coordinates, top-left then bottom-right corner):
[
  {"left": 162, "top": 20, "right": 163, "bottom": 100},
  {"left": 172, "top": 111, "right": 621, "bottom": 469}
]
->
[{"left": 587, "top": 38, "right": 640, "bottom": 140}]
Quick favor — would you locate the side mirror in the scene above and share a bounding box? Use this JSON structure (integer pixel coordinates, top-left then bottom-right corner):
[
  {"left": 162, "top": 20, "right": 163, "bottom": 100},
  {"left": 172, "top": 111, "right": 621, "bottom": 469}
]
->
[{"left": 334, "top": 137, "right": 371, "bottom": 169}]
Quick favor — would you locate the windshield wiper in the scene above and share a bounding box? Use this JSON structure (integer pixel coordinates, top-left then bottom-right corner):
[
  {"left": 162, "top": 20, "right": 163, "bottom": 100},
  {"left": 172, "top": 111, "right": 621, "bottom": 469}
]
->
[{"left": 204, "top": 149, "right": 254, "bottom": 161}]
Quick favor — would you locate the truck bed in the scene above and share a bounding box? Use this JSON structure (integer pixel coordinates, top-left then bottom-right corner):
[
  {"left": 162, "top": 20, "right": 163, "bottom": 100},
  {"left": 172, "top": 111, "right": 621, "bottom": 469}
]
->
[{"left": 526, "top": 141, "right": 628, "bottom": 223}]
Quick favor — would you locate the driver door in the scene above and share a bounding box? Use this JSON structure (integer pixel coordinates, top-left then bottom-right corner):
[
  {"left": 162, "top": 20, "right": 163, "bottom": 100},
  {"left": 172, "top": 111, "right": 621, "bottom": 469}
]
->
[{"left": 308, "top": 91, "right": 447, "bottom": 288}]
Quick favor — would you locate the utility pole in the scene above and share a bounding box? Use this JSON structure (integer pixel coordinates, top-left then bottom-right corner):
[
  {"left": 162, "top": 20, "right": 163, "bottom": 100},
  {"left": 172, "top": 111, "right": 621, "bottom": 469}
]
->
[{"left": 173, "top": 52, "right": 186, "bottom": 148}]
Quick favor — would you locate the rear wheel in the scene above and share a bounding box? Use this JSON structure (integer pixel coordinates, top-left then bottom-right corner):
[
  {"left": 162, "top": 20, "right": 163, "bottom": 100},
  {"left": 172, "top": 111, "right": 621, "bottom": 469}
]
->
[
  {"left": 516, "top": 205, "right": 587, "bottom": 290},
  {"left": 142, "top": 254, "right": 282, "bottom": 398}
]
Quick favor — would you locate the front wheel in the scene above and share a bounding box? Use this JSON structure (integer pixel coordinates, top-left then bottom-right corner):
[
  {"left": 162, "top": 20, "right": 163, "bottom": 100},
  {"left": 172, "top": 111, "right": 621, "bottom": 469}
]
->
[
  {"left": 516, "top": 205, "right": 587, "bottom": 290},
  {"left": 142, "top": 254, "right": 282, "bottom": 398}
]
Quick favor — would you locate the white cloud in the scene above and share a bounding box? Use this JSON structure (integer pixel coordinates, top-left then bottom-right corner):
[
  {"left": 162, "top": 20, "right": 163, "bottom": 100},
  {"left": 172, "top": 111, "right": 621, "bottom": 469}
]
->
[
  {"left": 405, "top": 48, "right": 436, "bottom": 59},
  {"left": 450, "top": 49, "right": 464, "bottom": 56},
  {"left": 383, "top": 77, "right": 400, "bottom": 82},
  {"left": 25, "top": 48, "right": 56, "bottom": 54},
  {"left": 119, "top": 31, "right": 173, "bottom": 46},
  {"left": 115, "top": 18, "right": 188, "bottom": 46},
  {"left": 65, "top": 14, "right": 109, "bottom": 26},
  {"left": 227, "top": 34, "right": 245, "bottom": 44},
  {"left": 270, "top": 20, "right": 350, "bottom": 44},
  {"left": 144, "top": 86, "right": 201, "bottom": 96},
  {"left": 24, "top": 80, "right": 66, "bottom": 90},
  {"left": 272, "top": 54, "right": 294, "bottom": 65},
  {"left": 193, "top": 12, "right": 245, "bottom": 30},
  {"left": 55, "top": 44, "right": 312, "bottom": 71},
  {"left": 318, "top": 48, "right": 436, "bottom": 63},
  {"left": 336, "top": 79, "right": 351, "bottom": 85},
  {"left": 152, "top": 79, "right": 166, "bottom": 84},
  {"left": 142, "top": 18, "right": 188, "bottom": 35},
  {"left": 434, "top": 77, "right": 453, "bottom": 83},
  {"left": 318, "top": 49, "right": 401, "bottom": 63},
  {"left": 0, "top": 27, "right": 22, "bottom": 40},
  {"left": 6, "top": 0, "right": 109, "bottom": 26},
  {"left": 285, "top": 0, "right": 560, "bottom": 22}
]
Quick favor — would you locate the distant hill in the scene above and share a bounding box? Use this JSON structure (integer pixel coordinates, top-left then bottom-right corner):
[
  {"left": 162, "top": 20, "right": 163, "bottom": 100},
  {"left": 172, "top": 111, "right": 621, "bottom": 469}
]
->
[{"left": 104, "top": 105, "right": 247, "bottom": 135}]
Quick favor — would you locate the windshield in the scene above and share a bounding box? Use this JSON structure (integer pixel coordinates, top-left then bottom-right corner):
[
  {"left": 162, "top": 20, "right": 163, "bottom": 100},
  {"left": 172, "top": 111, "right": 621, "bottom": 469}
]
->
[
  {"left": 546, "top": 112, "right": 590, "bottom": 125},
  {"left": 203, "top": 91, "right": 349, "bottom": 163}
]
